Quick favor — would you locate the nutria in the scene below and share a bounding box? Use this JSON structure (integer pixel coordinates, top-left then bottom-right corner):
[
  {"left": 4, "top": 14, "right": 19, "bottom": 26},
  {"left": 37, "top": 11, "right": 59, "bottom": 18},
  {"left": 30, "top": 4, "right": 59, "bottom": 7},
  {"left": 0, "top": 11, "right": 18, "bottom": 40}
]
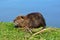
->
[{"left": 13, "top": 12, "right": 46, "bottom": 34}]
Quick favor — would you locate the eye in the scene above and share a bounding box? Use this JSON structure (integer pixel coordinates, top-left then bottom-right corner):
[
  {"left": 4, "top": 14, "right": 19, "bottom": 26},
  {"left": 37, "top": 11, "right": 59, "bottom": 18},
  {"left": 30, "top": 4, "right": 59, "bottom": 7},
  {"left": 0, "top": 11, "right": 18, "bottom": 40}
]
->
[{"left": 21, "top": 16, "right": 24, "bottom": 19}]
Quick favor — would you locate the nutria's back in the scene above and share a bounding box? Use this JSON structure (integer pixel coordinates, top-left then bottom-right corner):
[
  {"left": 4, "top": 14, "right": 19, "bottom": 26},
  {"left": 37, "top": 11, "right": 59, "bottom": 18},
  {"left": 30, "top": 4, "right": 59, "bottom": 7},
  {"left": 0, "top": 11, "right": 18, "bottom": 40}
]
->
[{"left": 26, "top": 12, "right": 46, "bottom": 28}]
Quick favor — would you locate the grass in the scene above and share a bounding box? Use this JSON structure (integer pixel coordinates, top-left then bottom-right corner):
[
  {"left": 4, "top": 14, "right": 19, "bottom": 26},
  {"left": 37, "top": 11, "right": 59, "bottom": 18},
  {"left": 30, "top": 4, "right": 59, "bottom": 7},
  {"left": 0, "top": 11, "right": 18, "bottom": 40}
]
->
[{"left": 0, "top": 22, "right": 60, "bottom": 40}]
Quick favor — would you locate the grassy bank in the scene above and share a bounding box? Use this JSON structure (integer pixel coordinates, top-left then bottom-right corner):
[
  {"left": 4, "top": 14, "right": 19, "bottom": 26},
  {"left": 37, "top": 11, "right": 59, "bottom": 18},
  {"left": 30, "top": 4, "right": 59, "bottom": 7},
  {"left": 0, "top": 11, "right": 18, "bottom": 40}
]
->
[{"left": 0, "top": 22, "right": 60, "bottom": 40}]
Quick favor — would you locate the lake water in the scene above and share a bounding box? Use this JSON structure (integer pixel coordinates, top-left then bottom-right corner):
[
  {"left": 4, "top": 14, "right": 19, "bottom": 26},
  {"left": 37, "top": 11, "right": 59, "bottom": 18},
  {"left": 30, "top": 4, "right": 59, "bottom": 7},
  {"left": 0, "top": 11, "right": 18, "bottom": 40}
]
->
[{"left": 0, "top": 0, "right": 60, "bottom": 27}]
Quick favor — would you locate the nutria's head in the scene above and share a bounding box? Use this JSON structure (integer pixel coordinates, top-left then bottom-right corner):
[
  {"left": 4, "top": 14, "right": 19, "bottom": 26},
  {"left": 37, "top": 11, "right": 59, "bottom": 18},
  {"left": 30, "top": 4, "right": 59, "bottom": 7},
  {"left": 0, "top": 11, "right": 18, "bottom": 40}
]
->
[
  {"left": 13, "top": 16, "right": 29, "bottom": 28},
  {"left": 13, "top": 16, "right": 25, "bottom": 28}
]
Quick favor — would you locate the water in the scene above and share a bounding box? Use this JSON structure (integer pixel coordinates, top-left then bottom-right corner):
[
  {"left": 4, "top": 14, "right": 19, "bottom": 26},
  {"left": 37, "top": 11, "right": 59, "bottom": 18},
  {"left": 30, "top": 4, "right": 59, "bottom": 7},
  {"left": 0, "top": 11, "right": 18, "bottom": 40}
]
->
[{"left": 0, "top": 0, "right": 60, "bottom": 27}]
